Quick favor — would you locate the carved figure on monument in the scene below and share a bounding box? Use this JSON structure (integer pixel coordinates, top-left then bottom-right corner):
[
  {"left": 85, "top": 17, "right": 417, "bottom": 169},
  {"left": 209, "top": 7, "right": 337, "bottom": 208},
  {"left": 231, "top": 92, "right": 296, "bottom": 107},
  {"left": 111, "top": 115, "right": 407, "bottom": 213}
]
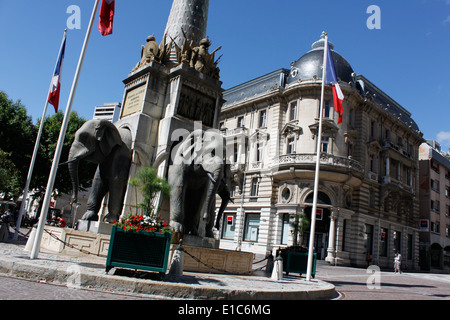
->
[
  {"left": 132, "top": 34, "right": 176, "bottom": 72},
  {"left": 189, "top": 38, "right": 222, "bottom": 79},
  {"left": 168, "top": 130, "right": 233, "bottom": 238},
  {"left": 68, "top": 120, "right": 132, "bottom": 223}
]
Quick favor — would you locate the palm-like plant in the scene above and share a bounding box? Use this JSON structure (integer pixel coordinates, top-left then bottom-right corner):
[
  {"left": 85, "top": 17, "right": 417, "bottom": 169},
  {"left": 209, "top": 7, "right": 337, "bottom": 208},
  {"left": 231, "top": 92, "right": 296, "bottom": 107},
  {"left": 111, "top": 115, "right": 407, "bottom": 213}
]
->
[{"left": 129, "top": 166, "right": 170, "bottom": 218}]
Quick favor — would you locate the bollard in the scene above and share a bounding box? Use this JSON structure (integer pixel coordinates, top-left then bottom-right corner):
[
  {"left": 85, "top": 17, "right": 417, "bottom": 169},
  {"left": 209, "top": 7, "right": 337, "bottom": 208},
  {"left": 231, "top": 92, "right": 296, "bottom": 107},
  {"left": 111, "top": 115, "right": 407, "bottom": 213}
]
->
[
  {"left": 168, "top": 240, "right": 184, "bottom": 278},
  {"left": 265, "top": 252, "right": 274, "bottom": 277},
  {"left": 0, "top": 223, "right": 9, "bottom": 243},
  {"left": 271, "top": 256, "right": 283, "bottom": 281},
  {"left": 24, "top": 227, "right": 37, "bottom": 252}
]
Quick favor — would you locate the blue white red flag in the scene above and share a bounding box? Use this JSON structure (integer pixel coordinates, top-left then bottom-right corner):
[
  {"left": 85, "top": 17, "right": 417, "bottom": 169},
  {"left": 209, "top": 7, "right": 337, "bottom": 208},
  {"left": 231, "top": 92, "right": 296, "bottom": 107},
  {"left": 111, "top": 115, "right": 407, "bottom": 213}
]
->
[
  {"left": 99, "top": 0, "right": 115, "bottom": 36},
  {"left": 48, "top": 34, "right": 67, "bottom": 113},
  {"left": 324, "top": 41, "right": 344, "bottom": 124}
]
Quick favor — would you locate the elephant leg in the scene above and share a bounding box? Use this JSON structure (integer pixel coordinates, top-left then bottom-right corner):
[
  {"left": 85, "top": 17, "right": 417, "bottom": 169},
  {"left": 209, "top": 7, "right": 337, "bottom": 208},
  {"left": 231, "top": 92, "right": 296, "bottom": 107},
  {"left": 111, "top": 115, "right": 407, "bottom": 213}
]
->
[
  {"left": 82, "top": 168, "right": 108, "bottom": 221},
  {"left": 169, "top": 165, "right": 185, "bottom": 234},
  {"left": 104, "top": 152, "right": 131, "bottom": 224}
]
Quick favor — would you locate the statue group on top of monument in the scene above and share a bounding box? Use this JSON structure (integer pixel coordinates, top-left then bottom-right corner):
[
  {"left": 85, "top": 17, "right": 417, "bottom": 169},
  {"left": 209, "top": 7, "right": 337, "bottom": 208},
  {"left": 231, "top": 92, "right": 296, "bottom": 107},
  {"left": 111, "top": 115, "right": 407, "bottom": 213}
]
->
[
  {"left": 132, "top": 34, "right": 175, "bottom": 72},
  {"left": 132, "top": 30, "right": 222, "bottom": 80}
]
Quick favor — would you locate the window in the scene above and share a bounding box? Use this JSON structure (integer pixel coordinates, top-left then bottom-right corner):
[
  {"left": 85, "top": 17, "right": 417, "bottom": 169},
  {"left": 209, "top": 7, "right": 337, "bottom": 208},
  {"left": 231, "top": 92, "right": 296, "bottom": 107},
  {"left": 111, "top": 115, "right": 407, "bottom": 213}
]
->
[
  {"left": 370, "top": 121, "right": 377, "bottom": 139},
  {"left": 256, "top": 143, "right": 264, "bottom": 162},
  {"left": 380, "top": 228, "right": 389, "bottom": 257},
  {"left": 365, "top": 224, "right": 374, "bottom": 254},
  {"left": 349, "top": 109, "right": 355, "bottom": 127},
  {"left": 244, "top": 213, "right": 260, "bottom": 242},
  {"left": 407, "top": 167, "right": 412, "bottom": 186},
  {"left": 281, "top": 214, "right": 290, "bottom": 245},
  {"left": 370, "top": 154, "right": 376, "bottom": 173},
  {"left": 259, "top": 110, "right": 267, "bottom": 128},
  {"left": 431, "top": 200, "right": 440, "bottom": 213},
  {"left": 431, "top": 179, "right": 440, "bottom": 192},
  {"left": 393, "top": 231, "right": 402, "bottom": 254},
  {"left": 431, "top": 160, "right": 440, "bottom": 173},
  {"left": 385, "top": 129, "right": 391, "bottom": 142},
  {"left": 321, "top": 137, "right": 330, "bottom": 153},
  {"left": 287, "top": 138, "right": 295, "bottom": 154},
  {"left": 222, "top": 213, "right": 236, "bottom": 240},
  {"left": 323, "top": 101, "right": 331, "bottom": 118},
  {"left": 251, "top": 177, "right": 260, "bottom": 197},
  {"left": 237, "top": 116, "right": 244, "bottom": 128},
  {"left": 289, "top": 102, "right": 298, "bottom": 121}
]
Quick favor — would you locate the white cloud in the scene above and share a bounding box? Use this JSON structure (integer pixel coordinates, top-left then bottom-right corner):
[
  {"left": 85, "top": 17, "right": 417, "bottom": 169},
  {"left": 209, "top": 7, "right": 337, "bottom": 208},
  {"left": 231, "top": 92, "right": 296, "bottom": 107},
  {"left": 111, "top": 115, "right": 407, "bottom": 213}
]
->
[
  {"left": 437, "top": 131, "right": 450, "bottom": 150},
  {"left": 443, "top": 15, "right": 450, "bottom": 25}
]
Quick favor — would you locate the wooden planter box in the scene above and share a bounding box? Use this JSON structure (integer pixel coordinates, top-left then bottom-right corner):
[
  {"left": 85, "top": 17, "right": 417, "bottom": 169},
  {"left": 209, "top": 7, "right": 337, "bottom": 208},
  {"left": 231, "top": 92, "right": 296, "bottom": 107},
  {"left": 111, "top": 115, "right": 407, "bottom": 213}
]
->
[{"left": 106, "top": 226, "right": 172, "bottom": 276}]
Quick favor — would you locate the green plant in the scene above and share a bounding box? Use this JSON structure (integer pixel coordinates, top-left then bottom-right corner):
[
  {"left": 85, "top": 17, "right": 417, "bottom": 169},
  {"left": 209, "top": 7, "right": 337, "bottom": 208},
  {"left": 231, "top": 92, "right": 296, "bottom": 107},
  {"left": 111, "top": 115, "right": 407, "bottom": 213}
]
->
[{"left": 128, "top": 166, "right": 170, "bottom": 218}]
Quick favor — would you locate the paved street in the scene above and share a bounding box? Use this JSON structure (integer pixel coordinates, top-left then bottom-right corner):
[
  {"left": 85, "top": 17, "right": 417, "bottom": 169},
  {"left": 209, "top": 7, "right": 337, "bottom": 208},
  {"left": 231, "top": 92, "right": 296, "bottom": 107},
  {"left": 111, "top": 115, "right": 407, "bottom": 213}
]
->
[
  {"left": 0, "top": 274, "right": 166, "bottom": 300},
  {"left": 314, "top": 262, "right": 450, "bottom": 300},
  {"left": 2, "top": 261, "right": 449, "bottom": 301}
]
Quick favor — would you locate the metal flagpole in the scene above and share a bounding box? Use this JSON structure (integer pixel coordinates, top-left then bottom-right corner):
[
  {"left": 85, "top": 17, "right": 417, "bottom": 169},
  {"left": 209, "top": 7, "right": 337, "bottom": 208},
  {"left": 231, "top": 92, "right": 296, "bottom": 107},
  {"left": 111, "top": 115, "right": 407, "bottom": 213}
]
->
[
  {"left": 30, "top": 0, "right": 101, "bottom": 259},
  {"left": 13, "top": 30, "right": 68, "bottom": 241},
  {"left": 306, "top": 32, "right": 329, "bottom": 281}
]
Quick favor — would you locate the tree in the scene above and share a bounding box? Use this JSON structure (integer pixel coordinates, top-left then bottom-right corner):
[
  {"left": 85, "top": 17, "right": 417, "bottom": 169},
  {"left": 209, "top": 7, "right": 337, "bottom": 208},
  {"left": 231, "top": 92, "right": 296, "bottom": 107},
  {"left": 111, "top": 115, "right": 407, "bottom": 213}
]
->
[
  {"left": 0, "top": 91, "right": 35, "bottom": 200},
  {"left": 0, "top": 90, "right": 95, "bottom": 205},
  {"left": 129, "top": 167, "right": 170, "bottom": 217}
]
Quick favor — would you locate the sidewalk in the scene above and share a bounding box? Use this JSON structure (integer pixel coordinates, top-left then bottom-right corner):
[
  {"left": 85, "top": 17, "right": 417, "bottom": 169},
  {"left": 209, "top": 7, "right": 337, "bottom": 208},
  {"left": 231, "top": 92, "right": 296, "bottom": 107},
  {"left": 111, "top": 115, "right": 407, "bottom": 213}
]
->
[{"left": 0, "top": 231, "right": 336, "bottom": 300}]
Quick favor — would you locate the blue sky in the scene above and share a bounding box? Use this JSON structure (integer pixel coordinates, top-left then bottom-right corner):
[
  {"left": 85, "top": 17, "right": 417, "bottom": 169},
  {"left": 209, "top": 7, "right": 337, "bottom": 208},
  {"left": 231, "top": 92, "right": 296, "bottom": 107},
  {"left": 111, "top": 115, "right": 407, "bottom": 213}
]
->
[{"left": 1, "top": 0, "right": 449, "bottom": 151}]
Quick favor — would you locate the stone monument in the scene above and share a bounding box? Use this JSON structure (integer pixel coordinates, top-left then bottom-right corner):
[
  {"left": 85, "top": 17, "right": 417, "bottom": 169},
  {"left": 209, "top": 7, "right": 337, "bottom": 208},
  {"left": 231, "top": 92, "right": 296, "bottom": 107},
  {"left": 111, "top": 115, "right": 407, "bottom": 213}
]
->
[{"left": 116, "top": 0, "right": 224, "bottom": 230}]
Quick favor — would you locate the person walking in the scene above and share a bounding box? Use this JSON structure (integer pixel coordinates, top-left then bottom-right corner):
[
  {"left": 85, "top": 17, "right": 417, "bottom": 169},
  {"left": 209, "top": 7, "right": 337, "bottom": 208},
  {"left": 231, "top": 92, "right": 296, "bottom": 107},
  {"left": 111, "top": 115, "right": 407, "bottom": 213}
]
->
[{"left": 394, "top": 251, "right": 402, "bottom": 274}]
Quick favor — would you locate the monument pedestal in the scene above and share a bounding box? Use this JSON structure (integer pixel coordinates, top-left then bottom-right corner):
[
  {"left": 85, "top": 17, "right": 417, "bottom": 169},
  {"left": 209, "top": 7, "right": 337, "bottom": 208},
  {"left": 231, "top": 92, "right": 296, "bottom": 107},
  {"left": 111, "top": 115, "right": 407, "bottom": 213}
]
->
[
  {"left": 77, "top": 220, "right": 113, "bottom": 235},
  {"left": 170, "top": 234, "right": 253, "bottom": 275}
]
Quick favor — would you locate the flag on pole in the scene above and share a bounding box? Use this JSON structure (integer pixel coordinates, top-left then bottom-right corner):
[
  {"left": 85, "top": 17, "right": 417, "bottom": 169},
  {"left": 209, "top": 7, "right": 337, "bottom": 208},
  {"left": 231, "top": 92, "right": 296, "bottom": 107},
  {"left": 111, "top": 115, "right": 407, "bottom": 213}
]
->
[
  {"left": 48, "top": 34, "right": 67, "bottom": 113},
  {"left": 99, "top": 0, "right": 115, "bottom": 36},
  {"left": 324, "top": 41, "right": 344, "bottom": 124}
]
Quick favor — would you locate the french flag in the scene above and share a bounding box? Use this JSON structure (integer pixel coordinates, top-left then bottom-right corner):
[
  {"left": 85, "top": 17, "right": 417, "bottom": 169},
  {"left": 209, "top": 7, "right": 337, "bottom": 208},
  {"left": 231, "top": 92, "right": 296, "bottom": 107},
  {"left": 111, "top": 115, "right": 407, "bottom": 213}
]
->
[
  {"left": 48, "top": 34, "right": 67, "bottom": 113},
  {"left": 324, "top": 41, "right": 344, "bottom": 124},
  {"left": 98, "top": 0, "right": 115, "bottom": 36}
]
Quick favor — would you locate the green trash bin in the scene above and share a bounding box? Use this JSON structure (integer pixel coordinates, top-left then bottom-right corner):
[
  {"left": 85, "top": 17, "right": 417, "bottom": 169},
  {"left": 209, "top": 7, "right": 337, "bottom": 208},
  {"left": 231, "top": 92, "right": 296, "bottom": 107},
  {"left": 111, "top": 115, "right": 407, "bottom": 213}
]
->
[{"left": 279, "top": 247, "right": 317, "bottom": 278}]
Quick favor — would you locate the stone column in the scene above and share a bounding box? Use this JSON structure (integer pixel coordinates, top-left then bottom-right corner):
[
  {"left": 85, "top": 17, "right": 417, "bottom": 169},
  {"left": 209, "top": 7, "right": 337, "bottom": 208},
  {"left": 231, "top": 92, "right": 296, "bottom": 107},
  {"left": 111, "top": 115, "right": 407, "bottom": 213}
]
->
[
  {"left": 325, "top": 210, "right": 338, "bottom": 264},
  {"left": 164, "top": 0, "right": 209, "bottom": 48}
]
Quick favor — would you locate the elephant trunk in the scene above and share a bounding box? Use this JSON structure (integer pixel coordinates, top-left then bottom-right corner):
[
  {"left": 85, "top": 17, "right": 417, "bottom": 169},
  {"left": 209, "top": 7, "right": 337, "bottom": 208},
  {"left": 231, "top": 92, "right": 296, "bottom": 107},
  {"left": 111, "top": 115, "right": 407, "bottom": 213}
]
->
[
  {"left": 68, "top": 145, "right": 82, "bottom": 204},
  {"left": 68, "top": 158, "right": 79, "bottom": 204},
  {"left": 203, "top": 169, "right": 222, "bottom": 221}
]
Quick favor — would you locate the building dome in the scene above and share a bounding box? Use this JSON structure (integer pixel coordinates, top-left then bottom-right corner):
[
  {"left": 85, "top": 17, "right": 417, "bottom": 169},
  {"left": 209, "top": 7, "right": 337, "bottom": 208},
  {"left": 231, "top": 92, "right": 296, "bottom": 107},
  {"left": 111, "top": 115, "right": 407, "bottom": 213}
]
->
[{"left": 287, "top": 34, "right": 354, "bottom": 84}]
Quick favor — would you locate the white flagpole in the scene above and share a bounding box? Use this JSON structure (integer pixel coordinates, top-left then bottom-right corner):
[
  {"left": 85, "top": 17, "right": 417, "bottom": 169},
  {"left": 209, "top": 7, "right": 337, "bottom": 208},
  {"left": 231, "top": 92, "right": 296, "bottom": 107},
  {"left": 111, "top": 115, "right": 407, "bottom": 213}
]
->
[
  {"left": 306, "top": 33, "right": 329, "bottom": 281},
  {"left": 30, "top": 0, "right": 101, "bottom": 259},
  {"left": 13, "top": 30, "right": 68, "bottom": 241}
]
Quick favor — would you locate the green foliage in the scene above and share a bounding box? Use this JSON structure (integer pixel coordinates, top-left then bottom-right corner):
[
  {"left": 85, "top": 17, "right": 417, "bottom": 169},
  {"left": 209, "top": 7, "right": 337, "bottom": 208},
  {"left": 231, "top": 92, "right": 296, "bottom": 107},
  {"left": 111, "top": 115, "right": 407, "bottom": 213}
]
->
[
  {"left": 129, "top": 166, "right": 170, "bottom": 217},
  {"left": 0, "top": 90, "right": 95, "bottom": 201},
  {"left": 0, "top": 91, "right": 35, "bottom": 199}
]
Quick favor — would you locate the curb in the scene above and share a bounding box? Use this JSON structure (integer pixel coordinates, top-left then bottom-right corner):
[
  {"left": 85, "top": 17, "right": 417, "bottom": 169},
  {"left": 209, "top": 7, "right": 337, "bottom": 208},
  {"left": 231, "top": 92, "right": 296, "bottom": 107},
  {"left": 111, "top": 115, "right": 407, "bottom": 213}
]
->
[{"left": 0, "top": 256, "right": 336, "bottom": 300}]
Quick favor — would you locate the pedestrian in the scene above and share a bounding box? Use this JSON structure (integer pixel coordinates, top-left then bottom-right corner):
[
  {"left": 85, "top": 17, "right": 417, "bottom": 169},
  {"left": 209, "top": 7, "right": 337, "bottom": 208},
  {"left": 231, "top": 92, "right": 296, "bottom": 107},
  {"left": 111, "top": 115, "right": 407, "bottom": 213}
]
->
[
  {"left": 366, "top": 252, "right": 372, "bottom": 267},
  {"left": 394, "top": 251, "right": 402, "bottom": 274}
]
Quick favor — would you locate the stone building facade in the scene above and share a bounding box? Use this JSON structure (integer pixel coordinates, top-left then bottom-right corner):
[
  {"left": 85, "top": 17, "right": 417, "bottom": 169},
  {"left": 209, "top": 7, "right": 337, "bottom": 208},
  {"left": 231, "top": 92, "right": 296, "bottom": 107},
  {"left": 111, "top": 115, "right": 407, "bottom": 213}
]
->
[
  {"left": 216, "top": 34, "right": 424, "bottom": 269},
  {"left": 419, "top": 141, "right": 450, "bottom": 270}
]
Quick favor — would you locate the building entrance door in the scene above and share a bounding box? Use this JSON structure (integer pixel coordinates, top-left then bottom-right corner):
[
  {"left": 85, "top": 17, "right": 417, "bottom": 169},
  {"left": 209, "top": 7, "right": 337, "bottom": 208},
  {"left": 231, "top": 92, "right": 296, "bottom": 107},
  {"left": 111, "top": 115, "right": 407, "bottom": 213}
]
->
[{"left": 302, "top": 232, "right": 328, "bottom": 260}]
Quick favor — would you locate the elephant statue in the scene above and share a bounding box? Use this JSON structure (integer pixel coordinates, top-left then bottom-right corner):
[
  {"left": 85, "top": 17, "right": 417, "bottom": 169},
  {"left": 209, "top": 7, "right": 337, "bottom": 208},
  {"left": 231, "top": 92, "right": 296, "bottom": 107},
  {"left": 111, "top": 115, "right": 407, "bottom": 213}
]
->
[
  {"left": 68, "top": 119, "right": 132, "bottom": 223},
  {"left": 168, "top": 129, "right": 232, "bottom": 238}
]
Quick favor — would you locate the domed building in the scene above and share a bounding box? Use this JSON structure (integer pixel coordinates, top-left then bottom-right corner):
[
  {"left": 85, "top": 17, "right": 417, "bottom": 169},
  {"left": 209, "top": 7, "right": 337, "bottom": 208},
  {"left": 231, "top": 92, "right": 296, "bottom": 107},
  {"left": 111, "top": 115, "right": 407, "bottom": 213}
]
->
[{"left": 217, "top": 33, "right": 424, "bottom": 269}]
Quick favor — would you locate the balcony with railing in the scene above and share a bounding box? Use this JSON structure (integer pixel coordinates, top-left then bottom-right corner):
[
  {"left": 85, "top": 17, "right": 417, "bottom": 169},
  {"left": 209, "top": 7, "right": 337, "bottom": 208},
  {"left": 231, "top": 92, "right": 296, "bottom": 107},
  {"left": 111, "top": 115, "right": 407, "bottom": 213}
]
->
[{"left": 272, "top": 153, "right": 364, "bottom": 174}]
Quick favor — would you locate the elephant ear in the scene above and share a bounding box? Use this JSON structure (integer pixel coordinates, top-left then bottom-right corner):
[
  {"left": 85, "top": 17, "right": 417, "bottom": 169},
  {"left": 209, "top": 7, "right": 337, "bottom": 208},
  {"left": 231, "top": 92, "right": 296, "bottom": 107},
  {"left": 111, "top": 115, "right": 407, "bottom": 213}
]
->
[{"left": 95, "top": 120, "right": 123, "bottom": 157}]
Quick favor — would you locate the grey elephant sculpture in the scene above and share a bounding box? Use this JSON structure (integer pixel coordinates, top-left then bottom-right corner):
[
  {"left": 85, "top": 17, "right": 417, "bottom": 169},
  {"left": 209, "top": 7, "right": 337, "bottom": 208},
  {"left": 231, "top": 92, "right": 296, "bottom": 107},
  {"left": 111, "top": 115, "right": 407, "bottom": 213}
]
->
[
  {"left": 168, "top": 129, "right": 232, "bottom": 238},
  {"left": 68, "top": 119, "right": 132, "bottom": 223}
]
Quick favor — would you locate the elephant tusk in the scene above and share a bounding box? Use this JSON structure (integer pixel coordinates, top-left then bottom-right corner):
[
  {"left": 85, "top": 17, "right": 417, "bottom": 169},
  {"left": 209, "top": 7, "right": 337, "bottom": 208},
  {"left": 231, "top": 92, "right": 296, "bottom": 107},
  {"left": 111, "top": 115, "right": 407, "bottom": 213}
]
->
[
  {"left": 59, "top": 159, "right": 79, "bottom": 167},
  {"left": 207, "top": 172, "right": 217, "bottom": 184}
]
